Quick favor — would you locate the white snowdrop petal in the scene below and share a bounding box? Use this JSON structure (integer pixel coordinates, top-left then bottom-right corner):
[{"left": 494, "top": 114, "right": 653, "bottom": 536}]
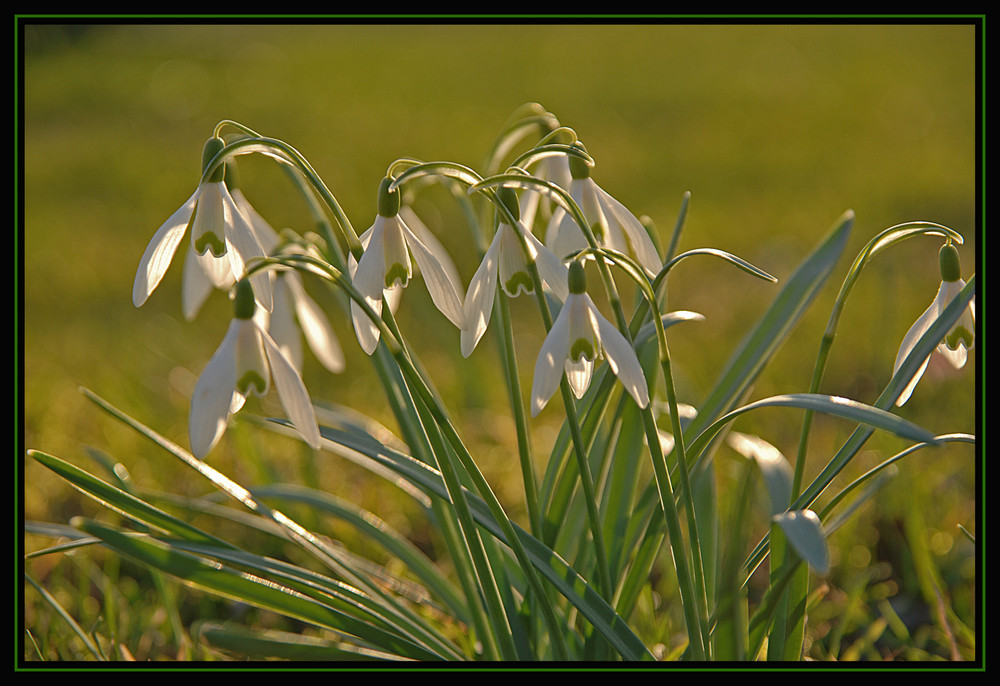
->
[
  {"left": 531, "top": 301, "right": 572, "bottom": 416},
  {"left": 189, "top": 320, "right": 241, "bottom": 457},
  {"left": 401, "top": 219, "right": 465, "bottom": 329},
  {"left": 461, "top": 231, "right": 501, "bottom": 358},
  {"left": 133, "top": 189, "right": 199, "bottom": 307},
  {"left": 261, "top": 326, "right": 321, "bottom": 450},
  {"left": 597, "top": 187, "right": 662, "bottom": 275},
  {"left": 592, "top": 299, "right": 650, "bottom": 409},
  {"left": 288, "top": 273, "right": 345, "bottom": 373},
  {"left": 351, "top": 221, "right": 388, "bottom": 355}
]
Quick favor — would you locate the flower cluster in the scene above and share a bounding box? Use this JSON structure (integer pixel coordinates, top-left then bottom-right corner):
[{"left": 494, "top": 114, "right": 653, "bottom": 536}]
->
[
  {"left": 132, "top": 125, "right": 663, "bottom": 459},
  {"left": 131, "top": 115, "right": 974, "bottom": 466}
]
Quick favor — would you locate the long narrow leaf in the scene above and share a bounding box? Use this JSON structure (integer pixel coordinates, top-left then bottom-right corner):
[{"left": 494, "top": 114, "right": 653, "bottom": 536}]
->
[{"left": 72, "top": 518, "right": 446, "bottom": 661}]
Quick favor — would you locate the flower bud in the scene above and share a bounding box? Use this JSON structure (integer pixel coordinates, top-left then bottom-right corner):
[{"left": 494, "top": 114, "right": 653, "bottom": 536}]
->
[
  {"left": 376, "top": 176, "right": 400, "bottom": 218},
  {"left": 939, "top": 242, "right": 962, "bottom": 283},
  {"left": 202, "top": 137, "right": 226, "bottom": 184}
]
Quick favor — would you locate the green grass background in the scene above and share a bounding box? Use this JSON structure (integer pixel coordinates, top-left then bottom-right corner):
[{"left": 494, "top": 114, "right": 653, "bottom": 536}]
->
[{"left": 22, "top": 21, "right": 979, "bottom": 661}]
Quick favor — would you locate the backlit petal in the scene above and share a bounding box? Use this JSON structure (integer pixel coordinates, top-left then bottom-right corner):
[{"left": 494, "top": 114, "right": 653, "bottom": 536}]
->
[
  {"left": 892, "top": 285, "right": 943, "bottom": 406},
  {"left": 268, "top": 276, "right": 304, "bottom": 371},
  {"left": 260, "top": 324, "right": 321, "bottom": 450},
  {"left": 531, "top": 299, "right": 572, "bottom": 416},
  {"left": 351, "top": 219, "right": 388, "bottom": 355},
  {"left": 461, "top": 229, "right": 501, "bottom": 358},
  {"left": 287, "top": 272, "right": 345, "bottom": 373},
  {"left": 223, "top": 187, "right": 272, "bottom": 312},
  {"left": 591, "top": 298, "right": 650, "bottom": 409},
  {"left": 597, "top": 187, "right": 661, "bottom": 275},
  {"left": 133, "top": 189, "right": 198, "bottom": 307},
  {"left": 516, "top": 221, "right": 569, "bottom": 301},
  {"left": 189, "top": 319, "right": 241, "bottom": 457},
  {"left": 182, "top": 242, "right": 235, "bottom": 320},
  {"left": 402, "top": 218, "right": 465, "bottom": 329}
]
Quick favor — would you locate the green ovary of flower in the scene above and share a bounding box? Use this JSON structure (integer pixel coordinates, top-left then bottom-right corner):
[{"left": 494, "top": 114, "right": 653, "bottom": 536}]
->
[{"left": 570, "top": 337, "right": 596, "bottom": 362}]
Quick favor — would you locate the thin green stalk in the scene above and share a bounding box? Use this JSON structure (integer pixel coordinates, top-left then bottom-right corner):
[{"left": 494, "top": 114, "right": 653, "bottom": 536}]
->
[
  {"left": 638, "top": 407, "right": 707, "bottom": 660},
  {"left": 393, "top": 352, "right": 572, "bottom": 660},
  {"left": 556, "top": 379, "right": 614, "bottom": 601},
  {"left": 496, "top": 292, "right": 542, "bottom": 537},
  {"left": 473, "top": 172, "right": 710, "bottom": 657},
  {"left": 378, "top": 313, "right": 518, "bottom": 661}
]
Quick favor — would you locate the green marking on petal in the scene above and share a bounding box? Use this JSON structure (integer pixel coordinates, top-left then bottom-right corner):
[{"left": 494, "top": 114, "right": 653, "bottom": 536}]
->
[
  {"left": 194, "top": 231, "right": 226, "bottom": 257},
  {"left": 384, "top": 262, "right": 409, "bottom": 289},
  {"left": 237, "top": 370, "right": 267, "bottom": 396},
  {"left": 503, "top": 271, "right": 534, "bottom": 296},
  {"left": 570, "top": 338, "right": 596, "bottom": 362},
  {"left": 945, "top": 326, "right": 974, "bottom": 350}
]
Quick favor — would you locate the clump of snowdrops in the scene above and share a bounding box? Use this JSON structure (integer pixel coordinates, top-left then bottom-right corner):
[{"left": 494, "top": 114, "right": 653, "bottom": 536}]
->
[{"left": 26, "top": 104, "right": 976, "bottom": 662}]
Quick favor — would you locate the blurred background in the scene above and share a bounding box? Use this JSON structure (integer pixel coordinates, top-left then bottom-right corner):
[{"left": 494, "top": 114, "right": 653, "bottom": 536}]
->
[{"left": 22, "top": 22, "right": 979, "bottom": 660}]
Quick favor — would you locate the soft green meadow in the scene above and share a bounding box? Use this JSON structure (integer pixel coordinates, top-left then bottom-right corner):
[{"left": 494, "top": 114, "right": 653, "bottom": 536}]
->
[{"left": 22, "top": 23, "right": 979, "bottom": 664}]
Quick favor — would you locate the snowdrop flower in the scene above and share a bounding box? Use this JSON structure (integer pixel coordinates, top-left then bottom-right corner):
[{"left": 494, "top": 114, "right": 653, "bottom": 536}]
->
[
  {"left": 530, "top": 261, "right": 650, "bottom": 416},
  {"left": 462, "top": 186, "right": 569, "bottom": 357},
  {"left": 892, "top": 241, "right": 975, "bottom": 406},
  {"left": 350, "top": 177, "right": 465, "bottom": 355},
  {"left": 189, "top": 279, "right": 320, "bottom": 458},
  {"left": 133, "top": 137, "right": 272, "bottom": 314},
  {"left": 269, "top": 270, "right": 346, "bottom": 374},
  {"left": 544, "top": 144, "right": 662, "bottom": 276},
  {"left": 180, "top": 165, "right": 282, "bottom": 320}
]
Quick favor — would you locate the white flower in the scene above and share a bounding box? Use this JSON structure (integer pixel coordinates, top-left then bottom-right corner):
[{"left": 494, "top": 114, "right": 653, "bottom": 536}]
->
[
  {"left": 349, "top": 178, "right": 465, "bottom": 355},
  {"left": 132, "top": 137, "right": 272, "bottom": 314},
  {"left": 269, "top": 271, "right": 346, "bottom": 374},
  {"left": 544, "top": 149, "right": 661, "bottom": 276},
  {"left": 530, "top": 261, "right": 650, "bottom": 416},
  {"left": 462, "top": 188, "right": 570, "bottom": 357},
  {"left": 189, "top": 280, "right": 320, "bottom": 458},
  {"left": 892, "top": 242, "right": 975, "bottom": 406}
]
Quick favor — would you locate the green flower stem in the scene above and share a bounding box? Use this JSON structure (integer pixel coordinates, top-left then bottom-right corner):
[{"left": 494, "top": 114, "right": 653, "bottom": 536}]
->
[
  {"left": 480, "top": 103, "right": 561, "bottom": 176},
  {"left": 556, "top": 378, "right": 614, "bottom": 602},
  {"left": 791, "top": 221, "right": 964, "bottom": 498},
  {"left": 496, "top": 292, "right": 543, "bottom": 537},
  {"left": 483, "top": 188, "right": 615, "bottom": 606},
  {"left": 391, "top": 345, "right": 571, "bottom": 660},
  {"left": 475, "top": 172, "right": 709, "bottom": 658},
  {"left": 388, "top": 162, "right": 545, "bottom": 541},
  {"left": 572, "top": 244, "right": 713, "bottom": 657}
]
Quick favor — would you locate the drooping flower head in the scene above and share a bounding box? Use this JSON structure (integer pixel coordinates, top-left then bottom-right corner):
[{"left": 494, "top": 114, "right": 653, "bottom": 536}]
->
[
  {"left": 544, "top": 142, "right": 662, "bottom": 276},
  {"left": 530, "top": 260, "right": 650, "bottom": 416},
  {"left": 462, "top": 186, "right": 569, "bottom": 357},
  {"left": 133, "top": 137, "right": 272, "bottom": 315},
  {"left": 188, "top": 279, "right": 320, "bottom": 458},
  {"left": 892, "top": 241, "right": 975, "bottom": 406},
  {"left": 350, "top": 176, "right": 465, "bottom": 355}
]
